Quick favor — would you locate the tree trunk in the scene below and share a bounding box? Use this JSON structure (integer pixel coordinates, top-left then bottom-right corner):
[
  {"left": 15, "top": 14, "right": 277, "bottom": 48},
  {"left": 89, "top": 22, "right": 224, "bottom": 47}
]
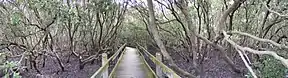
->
[
  {"left": 179, "top": 0, "right": 199, "bottom": 74},
  {"left": 146, "top": 0, "right": 196, "bottom": 77}
]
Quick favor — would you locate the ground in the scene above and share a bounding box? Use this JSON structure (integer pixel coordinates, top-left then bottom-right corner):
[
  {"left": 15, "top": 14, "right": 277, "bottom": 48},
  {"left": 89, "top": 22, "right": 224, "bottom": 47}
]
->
[
  {"left": 167, "top": 47, "right": 246, "bottom": 78},
  {"left": 20, "top": 47, "right": 246, "bottom": 78},
  {"left": 20, "top": 51, "right": 101, "bottom": 78}
]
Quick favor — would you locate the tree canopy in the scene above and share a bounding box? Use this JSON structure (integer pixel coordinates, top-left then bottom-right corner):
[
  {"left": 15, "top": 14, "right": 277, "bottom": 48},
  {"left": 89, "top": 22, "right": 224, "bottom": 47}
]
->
[{"left": 0, "top": 0, "right": 288, "bottom": 77}]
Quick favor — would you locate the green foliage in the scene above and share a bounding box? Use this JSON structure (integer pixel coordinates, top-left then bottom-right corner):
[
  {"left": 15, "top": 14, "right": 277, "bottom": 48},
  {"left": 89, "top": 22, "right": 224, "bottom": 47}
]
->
[
  {"left": 247, "top": 55, "right": 286, "bottom": 78},
  {"left": 119, "top": 22, "right": 150, "bottom": 46},
  {"left": 259, "top": 55, "right": 286, "bottom": 78},
  {"left": 11, "top": 12, "right": 21, "bottom": 26},
  {"left": 0, "top": 61, "right": 21, "bottom": 78}
]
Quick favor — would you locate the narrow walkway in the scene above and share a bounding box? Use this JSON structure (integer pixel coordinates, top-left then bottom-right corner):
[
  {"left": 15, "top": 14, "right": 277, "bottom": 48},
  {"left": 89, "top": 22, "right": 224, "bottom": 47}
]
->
[{"left": 112, "top": 47, "right": 154, "bottom": 78}]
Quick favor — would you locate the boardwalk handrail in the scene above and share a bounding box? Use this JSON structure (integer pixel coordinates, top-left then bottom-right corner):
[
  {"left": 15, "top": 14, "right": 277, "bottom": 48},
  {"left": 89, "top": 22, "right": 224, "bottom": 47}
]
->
[
  {"left": 137, "top": 49, "right": 158, "bottom": 78},
  {"left": 108, "top": 48, "right": 126, "bottom": 77},
  {"left": 137, "top": 44, "right": 181, "bottom": 78},
  {"left": 90, "top": 43, "right": 126, "bottom": 78}
]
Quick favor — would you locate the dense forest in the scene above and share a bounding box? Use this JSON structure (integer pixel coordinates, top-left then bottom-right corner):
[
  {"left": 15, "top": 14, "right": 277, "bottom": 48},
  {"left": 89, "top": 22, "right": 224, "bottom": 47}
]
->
[{"left": 0, "top": 0, "right": 287, "bottom": 78}]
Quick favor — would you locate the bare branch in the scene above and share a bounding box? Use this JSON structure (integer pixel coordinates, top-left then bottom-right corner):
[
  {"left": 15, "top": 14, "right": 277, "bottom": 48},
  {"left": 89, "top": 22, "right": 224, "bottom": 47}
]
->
[
  {"left": 228, "top": 31, "right": 288, "bottom": 49},
  {"left": 194, "top": 33, "right": 241, "bottom": 73},
  {"left": 156, "top": 19, "right": 177, "bottom": 24},
  {"left": 223, "top": 32, "right": 257, "bottom": 78},
  {"left": 223, "top": 31, "right": 288, "bottom": 68},
  {"left": 235, "top": 49, "right": 257, "bottom": 78},
  {"left": 261, "top": 1, "right": 288, "bottom": 17}
]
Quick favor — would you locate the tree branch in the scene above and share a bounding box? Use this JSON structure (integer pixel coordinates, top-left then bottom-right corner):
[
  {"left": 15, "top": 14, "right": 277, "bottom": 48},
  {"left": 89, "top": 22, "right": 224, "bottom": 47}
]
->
[
  {"left": 223, "top": 31, "right": 257, "bottom": 78},
  {"left": 223, "top": 31, "right": 288, "bottom": 68},
  {"left": 261, "top": 1, "right": 288, "bottom": 17},
  {"left": 228, "top": 31, "right": 288, "bottom": 49}
]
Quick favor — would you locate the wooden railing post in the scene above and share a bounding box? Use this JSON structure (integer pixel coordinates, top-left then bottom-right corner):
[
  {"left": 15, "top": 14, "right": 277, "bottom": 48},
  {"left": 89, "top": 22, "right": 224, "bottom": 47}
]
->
[
  {"left": 102, "top": 53, "right": 108, "bottom": 78},
  {"left": 156, "top": 52, "right": 164, "bottom": 78}
]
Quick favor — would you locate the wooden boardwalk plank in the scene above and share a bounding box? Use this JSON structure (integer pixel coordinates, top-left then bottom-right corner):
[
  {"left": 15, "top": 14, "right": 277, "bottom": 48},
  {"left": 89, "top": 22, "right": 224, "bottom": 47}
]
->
[{"left": 112, "top": 47, "right": 155, "bottom": 78}]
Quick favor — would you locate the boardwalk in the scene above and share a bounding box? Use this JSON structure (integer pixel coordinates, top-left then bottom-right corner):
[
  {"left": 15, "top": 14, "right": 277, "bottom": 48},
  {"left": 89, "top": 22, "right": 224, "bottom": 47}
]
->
[{"left": 112, "top": 47, "right": 155, "bottom": 78}]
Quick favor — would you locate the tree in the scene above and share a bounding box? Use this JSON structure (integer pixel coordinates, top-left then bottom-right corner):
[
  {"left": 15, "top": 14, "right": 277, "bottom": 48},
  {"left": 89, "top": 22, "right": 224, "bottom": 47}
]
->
[{"left": 146, "top": 0, "right": 196, "bottom": 77}]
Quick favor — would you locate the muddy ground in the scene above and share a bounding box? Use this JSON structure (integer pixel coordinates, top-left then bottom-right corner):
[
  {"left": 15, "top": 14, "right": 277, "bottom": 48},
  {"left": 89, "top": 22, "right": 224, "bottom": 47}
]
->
[{"left": 19, "top": 46, "right": 246, "bottom": 78}]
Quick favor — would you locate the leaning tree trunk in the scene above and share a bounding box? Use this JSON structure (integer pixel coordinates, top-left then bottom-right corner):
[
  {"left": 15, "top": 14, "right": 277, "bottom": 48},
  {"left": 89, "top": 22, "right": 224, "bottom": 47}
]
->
[{"left": 146, "top": 0, "right": 196, "bottom": 77}]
